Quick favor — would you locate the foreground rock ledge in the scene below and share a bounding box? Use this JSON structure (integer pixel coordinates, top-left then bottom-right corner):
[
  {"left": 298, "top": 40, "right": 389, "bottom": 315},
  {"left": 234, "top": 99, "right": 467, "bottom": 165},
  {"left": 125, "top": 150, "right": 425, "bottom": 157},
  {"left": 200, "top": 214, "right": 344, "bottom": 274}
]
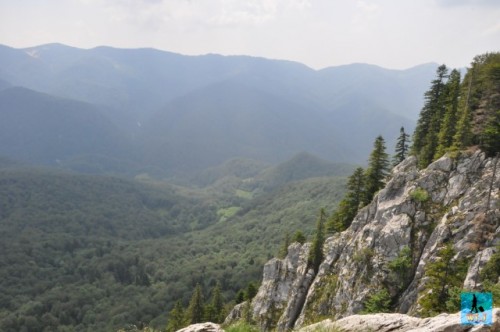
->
[
  {"left": 299, "top": 308, "right": 500, "bottom": 332},
  {"left": 177, "top": 322, "right": 223, "bottom": 332}
]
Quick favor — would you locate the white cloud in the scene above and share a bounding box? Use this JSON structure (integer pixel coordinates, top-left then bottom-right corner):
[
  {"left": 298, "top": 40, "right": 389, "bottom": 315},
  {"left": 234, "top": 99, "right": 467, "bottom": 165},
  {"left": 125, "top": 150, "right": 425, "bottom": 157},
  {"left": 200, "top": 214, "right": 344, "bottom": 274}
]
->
[
  {"left": 356, "top": 0, "right": 379, "bottom": 12},
  {"left": 352, "top": 0, "right": 380, "bottom": 32},
  {"left": 82, "top": 0, "right": 313, "bottom": 29},
  {"left": 483, "top": 22, "right": 500, "bottom": 35},
  {"left": 435, "top": 0, "right": 500, "bottom": 7}
]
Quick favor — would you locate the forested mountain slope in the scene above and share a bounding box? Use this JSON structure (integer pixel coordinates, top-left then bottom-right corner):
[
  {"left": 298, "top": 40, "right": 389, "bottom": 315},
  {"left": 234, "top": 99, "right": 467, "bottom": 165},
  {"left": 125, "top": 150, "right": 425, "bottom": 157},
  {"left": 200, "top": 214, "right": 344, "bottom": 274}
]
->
[
  {"left": 0, "top": 87, "right": 134, "bottom": 169},
  {"left": 0, "top": 154, "right": 351, "bottom": 331}
]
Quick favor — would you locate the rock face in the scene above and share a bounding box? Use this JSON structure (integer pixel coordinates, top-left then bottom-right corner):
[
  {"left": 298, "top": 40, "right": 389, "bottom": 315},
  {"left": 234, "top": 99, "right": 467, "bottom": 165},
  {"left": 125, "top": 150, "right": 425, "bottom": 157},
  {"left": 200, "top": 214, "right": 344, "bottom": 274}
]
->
[
  {"left": 231, "top": 150, "right": 499, "bottom": 330},
  {"left": 246, "top": 242, "right": 314, "bottom": 330},
  {"left": 299, "top": 308, "right": 500, "bottom": 332}
]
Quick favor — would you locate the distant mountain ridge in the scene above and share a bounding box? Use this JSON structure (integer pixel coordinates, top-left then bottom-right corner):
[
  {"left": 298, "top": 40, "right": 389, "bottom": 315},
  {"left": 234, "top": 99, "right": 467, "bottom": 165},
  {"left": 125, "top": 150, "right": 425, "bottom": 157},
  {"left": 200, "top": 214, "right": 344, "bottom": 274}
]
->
[
  {"left": 0, "top": 87, "right": 132, "bottom": 169},
  {"left": 0, "top": 43, "right": 437, "bottom": 174}
]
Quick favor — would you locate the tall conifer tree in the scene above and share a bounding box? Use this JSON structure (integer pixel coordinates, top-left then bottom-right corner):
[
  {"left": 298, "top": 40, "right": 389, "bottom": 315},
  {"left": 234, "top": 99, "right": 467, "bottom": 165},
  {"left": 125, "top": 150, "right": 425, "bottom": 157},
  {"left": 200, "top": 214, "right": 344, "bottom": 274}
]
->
[
  {"left": 187, "top": 283, "right": 204, "bottom": 324},
  {"left": 327, "top": 167, "right": 365, "bottom": 233},
  {"left": 167, "top": 301, "right": 186, "bottom": 332},
  {"left": 205, "top": 282, "right": 224, "bottom": 323},
  {"left": 392, "top": 127, "right": 410, "bottom": 166},
  {"left": 435, "top": 69, "right": 461, "bottom": 158},
  {"left": 412, "top": 64, "right": 449, "bottom": 167},
  {"left": 364, "top": 136, "right": 390, "bottom": 204},
  {"left": 308, "top": 208, "right": 326, "bottom": 273}
]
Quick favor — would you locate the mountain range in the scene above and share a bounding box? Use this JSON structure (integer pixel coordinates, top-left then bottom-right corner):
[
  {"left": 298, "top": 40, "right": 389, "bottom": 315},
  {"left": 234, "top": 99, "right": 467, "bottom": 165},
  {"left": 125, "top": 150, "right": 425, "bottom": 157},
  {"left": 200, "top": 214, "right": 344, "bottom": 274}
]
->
[{"left": 0, "top": 43, "right": 437, "bottom": 175}]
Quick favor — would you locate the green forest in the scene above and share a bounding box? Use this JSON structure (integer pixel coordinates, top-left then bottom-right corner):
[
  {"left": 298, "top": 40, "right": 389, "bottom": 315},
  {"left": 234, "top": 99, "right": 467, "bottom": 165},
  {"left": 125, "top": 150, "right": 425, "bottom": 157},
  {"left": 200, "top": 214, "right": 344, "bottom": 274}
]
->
[
  {"left": 0, "top": 159, "right": 350, "bottom": 331},
  {"left": 0, "top": 52, "right": 499, "bottom": 332}
]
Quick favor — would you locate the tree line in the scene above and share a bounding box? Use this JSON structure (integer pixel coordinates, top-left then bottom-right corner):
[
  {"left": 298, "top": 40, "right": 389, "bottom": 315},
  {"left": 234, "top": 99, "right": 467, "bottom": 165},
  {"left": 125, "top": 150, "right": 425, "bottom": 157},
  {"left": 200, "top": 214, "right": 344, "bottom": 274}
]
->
[{"left": 413, "top": 53, "right": 500, "bottom": 167}]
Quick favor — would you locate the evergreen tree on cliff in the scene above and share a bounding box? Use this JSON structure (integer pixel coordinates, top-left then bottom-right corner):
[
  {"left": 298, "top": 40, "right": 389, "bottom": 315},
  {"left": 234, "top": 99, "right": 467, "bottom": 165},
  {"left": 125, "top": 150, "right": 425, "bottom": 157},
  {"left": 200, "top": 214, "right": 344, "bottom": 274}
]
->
[
  {"left": 327, "top": 167, "right": 365, "bottom": 232},
  {"left": 308, "top": 208, "right": 326, "bottom": 273},
  {"left": 412, "top": 64, "right": 449, "bottom": 167},
  {"left": 435, "top": 69, "right": 461, "bottom": 158},
  {"left": 392, "top": 126, "right": 410, "bottom": 166},
  {"left": 364, "top": 136, "right": 390, "bottom": 205},
  {"left": 453, "top": 53, "right": 500, "bottom": 155}
]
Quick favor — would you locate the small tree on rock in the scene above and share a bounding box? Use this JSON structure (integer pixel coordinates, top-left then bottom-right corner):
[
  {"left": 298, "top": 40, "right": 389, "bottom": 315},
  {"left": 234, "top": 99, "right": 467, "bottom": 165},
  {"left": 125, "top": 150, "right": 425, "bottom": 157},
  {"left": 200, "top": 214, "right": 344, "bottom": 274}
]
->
[
  {"left": 308, "top": 208, "right": 326, "bottom": 273},
  {"left": 364, "top": 136, "right": 390, "bottom": 205},
  {"left": 393, "top": 127, "right": 410, "bottom": 166}
]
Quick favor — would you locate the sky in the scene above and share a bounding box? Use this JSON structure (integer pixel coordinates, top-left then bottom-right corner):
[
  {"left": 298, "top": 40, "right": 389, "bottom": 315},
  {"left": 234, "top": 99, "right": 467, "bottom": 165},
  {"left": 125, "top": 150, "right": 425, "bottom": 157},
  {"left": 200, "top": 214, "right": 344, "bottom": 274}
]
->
[{"left": 1, "top": 0, "right": 499, "bottom": 70}]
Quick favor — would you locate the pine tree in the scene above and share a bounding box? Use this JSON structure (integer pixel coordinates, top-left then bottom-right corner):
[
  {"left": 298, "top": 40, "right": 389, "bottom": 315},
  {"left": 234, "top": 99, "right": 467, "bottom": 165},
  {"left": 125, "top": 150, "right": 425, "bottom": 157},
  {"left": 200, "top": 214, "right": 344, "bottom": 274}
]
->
[
  {"left": 327, "top": 167, "right": 365, "bottom": 233},
  {"left": 418, "top": 243, "right": 469, "bottom": 316},
  {"left": 187, "top": 283, "right": 204, "bottom": 324},
  {"left": 479, "top": 58, "right": 500, "bottom": 155},
  {"left": 435, "top": 69, "right": 461, "bottom": 158},
  {"left": 166, "top": 301, "right": 186, "bottom": 332},
  {"left": 362, "top": 288, "right": 392, "bottom": 313},
  {"left": 235, "top": 290, "right": 245, "bottom": 304},
  {"left": 308, "top": 208, "right": 326, "bottom": 273},
  {"left": 481, "top": 109, "right": 500, "bottom": 156},
  {"left": 412, "top": 64, "right": 449, "bottom": 167},
  {"left": 245, "top": 282, "right": 258, "bottom": 301},
  {"left": 392, "top": 127, "right": 410, "bottom": 166},
  {"left": 204, "top": 282, "right": 224, "bottom": 323},
  {"left": 364, "top": 136, "right": 390, "bottom": 204}
]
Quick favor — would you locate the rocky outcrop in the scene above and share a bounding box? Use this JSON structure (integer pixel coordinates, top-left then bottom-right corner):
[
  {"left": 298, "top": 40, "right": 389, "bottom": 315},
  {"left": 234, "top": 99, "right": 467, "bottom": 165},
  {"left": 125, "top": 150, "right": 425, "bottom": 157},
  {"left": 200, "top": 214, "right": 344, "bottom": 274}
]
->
[
  {"left": 229, "top": 150, "right": 499, "bottom": 330},
  {"left": 176, "top": 322, "right": 223, "bottom": 332},
  {"left": 245, "top": 242, "right": 313, "bottom": 330},
  {"left": 299, "top": 308, "right": 500, "bottom": 332},
  {"left": 224, "top": 302, "right": 247, "bottom": 325}
]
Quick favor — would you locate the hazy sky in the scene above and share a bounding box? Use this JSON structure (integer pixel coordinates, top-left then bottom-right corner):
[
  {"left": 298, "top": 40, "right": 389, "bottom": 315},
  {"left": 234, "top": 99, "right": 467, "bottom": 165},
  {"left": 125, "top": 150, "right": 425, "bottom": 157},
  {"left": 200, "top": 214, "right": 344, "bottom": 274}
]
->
[{"left": 1, "top": 0, "right": 499, "bottom": 69}]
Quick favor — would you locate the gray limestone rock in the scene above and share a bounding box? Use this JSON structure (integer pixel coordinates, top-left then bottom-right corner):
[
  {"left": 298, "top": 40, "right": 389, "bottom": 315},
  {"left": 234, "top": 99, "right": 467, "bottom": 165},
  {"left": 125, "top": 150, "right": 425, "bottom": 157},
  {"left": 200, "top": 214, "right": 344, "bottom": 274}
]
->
[
  {"left": 226, "top": 151, "right": 500, "bottom": 331},
  {"left": 298, "top": 308, "right": 500, "bottom": 332},
  {"left": 250, "top": 242, "right": 311, "bottom": 331},
  {"left": 176, "top": 322, "right": 223, "bottom": 332}
]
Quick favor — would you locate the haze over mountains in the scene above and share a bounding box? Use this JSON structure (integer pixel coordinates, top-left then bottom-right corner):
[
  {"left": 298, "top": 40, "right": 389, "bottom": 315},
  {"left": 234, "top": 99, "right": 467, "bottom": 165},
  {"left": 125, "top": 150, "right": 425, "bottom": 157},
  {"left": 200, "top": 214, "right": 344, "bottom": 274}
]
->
[{"left": 0, "top": 43, "right": 437, "bottom": 176}]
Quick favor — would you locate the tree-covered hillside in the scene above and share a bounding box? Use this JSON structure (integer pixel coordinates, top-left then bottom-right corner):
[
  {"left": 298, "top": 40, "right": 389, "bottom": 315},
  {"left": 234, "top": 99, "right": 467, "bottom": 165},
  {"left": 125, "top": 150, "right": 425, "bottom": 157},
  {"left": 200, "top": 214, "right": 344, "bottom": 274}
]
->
[
  {"left": 0, "top": 158, "right": 349, "bottom": 331},
  {"left": 412, "top": 52, "right": 500, "bottom": 167}
]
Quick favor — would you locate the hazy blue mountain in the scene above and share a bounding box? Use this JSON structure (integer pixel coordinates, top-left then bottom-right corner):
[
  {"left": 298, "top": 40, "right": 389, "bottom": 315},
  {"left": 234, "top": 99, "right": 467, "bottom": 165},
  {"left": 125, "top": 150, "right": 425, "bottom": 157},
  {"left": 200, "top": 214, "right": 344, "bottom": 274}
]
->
[
  {"left": 0, "top": 43, "right": 436, "bottom": 174},
  {"left": 143, "top": 80, "right": 414, "bottom": 171},
  {"left": 0, "top": 78, "right": 11, "bottom": 91},
  {"left": 0, "top": 87, "right": 133, "bottom": 171},
  {"left": 142, "top": 81, "right": 354, "bottom": 171}
]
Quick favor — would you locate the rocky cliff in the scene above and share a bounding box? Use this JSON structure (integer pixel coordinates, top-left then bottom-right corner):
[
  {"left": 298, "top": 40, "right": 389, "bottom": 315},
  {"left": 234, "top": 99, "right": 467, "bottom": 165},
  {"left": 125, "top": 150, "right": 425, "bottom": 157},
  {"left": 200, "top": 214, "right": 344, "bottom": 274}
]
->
[{"left": 230, "top": 150, "right": 499, "bottom": 330}]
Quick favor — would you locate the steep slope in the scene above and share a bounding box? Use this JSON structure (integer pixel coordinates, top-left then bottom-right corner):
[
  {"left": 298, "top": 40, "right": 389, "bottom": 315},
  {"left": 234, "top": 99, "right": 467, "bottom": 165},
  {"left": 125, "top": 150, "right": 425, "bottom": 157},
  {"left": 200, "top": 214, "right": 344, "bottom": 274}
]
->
[
  {"left": 0, "top": 87, "right": 134, "bottom": 172},
  {"left": 238, "top": 150, "right": 499, "bottom": 330}
]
